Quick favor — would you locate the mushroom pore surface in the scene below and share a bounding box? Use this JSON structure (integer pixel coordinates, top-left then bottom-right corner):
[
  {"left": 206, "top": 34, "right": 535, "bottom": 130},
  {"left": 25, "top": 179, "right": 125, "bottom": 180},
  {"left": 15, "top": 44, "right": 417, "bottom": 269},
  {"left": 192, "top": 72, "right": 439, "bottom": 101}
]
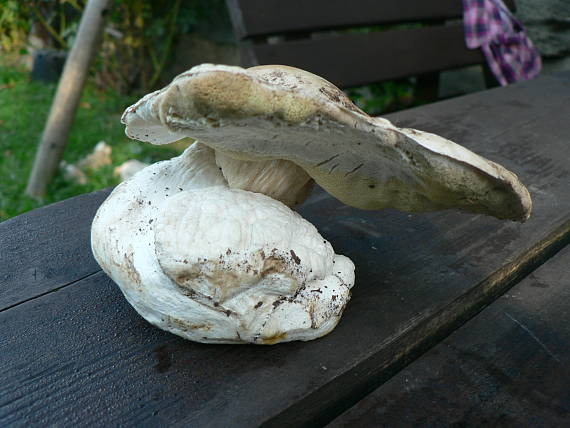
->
[{"left": 122, "top": 63, "right": 531, "bottom": 221}]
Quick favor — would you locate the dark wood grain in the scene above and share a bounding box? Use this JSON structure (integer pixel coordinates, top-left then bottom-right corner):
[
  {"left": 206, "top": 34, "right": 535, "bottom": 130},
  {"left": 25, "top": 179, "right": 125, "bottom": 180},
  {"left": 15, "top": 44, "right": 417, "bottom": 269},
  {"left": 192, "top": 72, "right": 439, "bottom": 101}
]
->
[
  {"left": 1, "top": 73, "right": 569, "bottom": 427},
  {"left": 0, "top": 188, "right": 111, "bottom": 311},
  {"left": 328, "top": 246, "right": 570, "bottom": 427},
  {"left": 229, "top": 0, "right": 516, "bottom": 90},
  {"left": 244, "top": 25, "right": 484, "bottom": 88},
  {"left": 227, "top": 0, "right": 516, "bottom": 39}
]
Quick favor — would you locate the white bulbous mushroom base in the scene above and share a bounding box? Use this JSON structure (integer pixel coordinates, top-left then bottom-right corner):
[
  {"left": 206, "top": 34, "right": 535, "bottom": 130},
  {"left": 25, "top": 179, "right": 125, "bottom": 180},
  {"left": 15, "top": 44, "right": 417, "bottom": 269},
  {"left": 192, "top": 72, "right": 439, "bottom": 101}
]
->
[{"left": 91, "top": 143, "right": 355, "bottom": 344}]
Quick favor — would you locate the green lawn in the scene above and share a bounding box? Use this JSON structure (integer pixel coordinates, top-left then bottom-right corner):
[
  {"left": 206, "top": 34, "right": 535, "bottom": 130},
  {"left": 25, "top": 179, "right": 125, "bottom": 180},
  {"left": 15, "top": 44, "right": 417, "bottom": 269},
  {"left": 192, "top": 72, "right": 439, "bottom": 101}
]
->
[{"left": 0, "top": 64, "right": 180, "bottom": 221}]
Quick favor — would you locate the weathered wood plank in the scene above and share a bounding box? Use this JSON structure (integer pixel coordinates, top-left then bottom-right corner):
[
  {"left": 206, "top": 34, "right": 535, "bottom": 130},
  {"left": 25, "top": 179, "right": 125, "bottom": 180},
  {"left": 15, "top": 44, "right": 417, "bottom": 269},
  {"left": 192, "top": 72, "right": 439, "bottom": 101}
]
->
[
  {"left": 1, "top": 73, "right": 569, "bottom": 427},
  {"left": 227, "top": 0, "right": 516, "bottom": 39},
  {"left": 328, "top": 246, "right": 570, "bottom": 427},
  {"left": 245, "top": 25, "right": 484, "bottom": 88},
  {"left": 0, "top": 188, "right": 111, "bottom": 311}
]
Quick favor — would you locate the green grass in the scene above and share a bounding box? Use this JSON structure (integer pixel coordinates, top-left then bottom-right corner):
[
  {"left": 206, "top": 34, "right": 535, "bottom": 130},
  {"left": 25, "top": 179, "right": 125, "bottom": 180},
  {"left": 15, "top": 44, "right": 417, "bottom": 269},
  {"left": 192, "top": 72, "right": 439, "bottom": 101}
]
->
[{"left": 0, "top": 64, "right": 180, "bottom": 221}]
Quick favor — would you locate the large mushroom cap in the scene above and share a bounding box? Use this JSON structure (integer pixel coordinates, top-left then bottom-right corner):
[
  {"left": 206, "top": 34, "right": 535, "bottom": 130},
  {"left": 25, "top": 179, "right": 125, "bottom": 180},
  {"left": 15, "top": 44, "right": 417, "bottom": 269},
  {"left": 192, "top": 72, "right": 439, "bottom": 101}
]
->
[{"left": 122, "top": 64, "right": 532, "bottom": 221}]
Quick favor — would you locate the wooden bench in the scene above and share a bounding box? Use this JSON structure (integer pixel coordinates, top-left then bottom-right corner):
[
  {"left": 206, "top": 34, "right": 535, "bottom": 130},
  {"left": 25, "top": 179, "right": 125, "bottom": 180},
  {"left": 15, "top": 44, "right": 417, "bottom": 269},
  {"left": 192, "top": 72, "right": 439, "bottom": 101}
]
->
[
  {"left": 226, "top": 0, "right": 515, "bottom": 96},
  {"left": 1, "top": 72, "right": 569, "bottom": 426}
]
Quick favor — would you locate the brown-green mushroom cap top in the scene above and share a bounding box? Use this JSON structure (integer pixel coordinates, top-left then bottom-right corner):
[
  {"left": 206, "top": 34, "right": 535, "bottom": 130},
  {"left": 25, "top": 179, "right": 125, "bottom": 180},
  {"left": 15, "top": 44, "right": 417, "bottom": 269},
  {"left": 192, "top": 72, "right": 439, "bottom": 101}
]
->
[{"left": 122, "top": 64, "right": 532, "bottom": 221}]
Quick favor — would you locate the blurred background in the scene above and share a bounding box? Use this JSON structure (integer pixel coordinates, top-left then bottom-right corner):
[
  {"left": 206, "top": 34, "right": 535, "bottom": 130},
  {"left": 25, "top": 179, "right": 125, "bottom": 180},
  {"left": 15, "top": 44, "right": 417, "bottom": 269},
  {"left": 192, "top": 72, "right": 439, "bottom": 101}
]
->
[{"left": 0, "top": 0, "right": 568, "bottom": 221}]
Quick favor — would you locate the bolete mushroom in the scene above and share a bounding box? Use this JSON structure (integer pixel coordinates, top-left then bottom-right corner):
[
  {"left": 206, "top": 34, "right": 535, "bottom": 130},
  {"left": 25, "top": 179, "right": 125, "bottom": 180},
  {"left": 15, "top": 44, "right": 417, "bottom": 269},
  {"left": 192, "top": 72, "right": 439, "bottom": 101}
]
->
[{"left": 91, "top": 64, "right": 531, "bottom": 344}]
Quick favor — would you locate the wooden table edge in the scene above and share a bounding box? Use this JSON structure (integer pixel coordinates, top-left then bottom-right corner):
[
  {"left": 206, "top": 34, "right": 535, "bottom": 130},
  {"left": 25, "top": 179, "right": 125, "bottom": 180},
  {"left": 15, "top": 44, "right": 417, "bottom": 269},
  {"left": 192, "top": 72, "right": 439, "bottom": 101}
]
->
[{"left": 261, "top": 219, "right": 570, "bottom": 427}]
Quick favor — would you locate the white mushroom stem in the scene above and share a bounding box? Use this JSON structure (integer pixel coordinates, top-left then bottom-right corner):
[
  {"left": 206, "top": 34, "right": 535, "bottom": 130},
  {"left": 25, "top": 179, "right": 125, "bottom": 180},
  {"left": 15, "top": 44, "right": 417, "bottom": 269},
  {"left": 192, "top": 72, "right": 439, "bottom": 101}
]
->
[
  {"left": 215, "top": 151, "right": 314, "bottom": 207},
  {"left": 91, "top": 143, "right": 355, "bottom": 344}
]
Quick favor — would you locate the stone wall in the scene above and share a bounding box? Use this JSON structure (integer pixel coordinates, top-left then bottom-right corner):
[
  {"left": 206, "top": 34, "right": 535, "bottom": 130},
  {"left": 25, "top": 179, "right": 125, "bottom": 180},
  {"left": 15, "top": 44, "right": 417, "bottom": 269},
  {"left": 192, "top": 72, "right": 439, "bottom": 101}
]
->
[{"left": 516, "top": 0, "right": 570, "bottom": 73}]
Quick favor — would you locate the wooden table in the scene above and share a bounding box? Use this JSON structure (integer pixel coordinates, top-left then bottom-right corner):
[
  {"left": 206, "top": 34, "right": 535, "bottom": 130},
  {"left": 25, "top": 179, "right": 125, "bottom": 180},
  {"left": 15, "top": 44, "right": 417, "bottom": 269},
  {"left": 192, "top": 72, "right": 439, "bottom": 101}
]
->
[{"left": 1, "top": 72, "right": 569, "bottom": 427}]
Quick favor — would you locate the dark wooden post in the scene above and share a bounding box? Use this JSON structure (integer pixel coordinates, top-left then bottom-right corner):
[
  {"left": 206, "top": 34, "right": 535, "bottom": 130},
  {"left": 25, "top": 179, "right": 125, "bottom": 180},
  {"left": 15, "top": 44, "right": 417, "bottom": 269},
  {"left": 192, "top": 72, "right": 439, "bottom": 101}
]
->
[{"left": 26, "top": 0, "right": 111, "bottom": 198}]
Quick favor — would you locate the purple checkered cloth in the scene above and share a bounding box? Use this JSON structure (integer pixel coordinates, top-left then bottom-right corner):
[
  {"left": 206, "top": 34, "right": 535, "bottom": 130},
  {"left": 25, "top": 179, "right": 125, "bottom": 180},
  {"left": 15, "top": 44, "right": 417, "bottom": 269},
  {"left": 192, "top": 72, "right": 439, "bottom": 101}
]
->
[{"left": 462, "top": 0, "right": 541, "bottom": 86}]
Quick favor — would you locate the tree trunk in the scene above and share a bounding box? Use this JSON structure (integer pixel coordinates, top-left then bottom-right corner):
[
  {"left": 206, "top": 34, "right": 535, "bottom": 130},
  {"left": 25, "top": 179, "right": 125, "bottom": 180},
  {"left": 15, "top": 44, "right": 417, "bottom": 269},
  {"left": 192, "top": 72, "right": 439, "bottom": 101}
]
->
[{"left": 26, "top": 0, "right": 112, "bottom": 198}]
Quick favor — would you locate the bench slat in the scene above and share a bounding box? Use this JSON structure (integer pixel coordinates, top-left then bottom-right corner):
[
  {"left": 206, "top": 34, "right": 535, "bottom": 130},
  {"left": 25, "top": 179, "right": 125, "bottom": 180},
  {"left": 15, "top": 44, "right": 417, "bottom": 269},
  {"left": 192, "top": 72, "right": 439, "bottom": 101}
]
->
[
  {"left": 228, "top": 0, "right": 516, "bottom": 39},
  {"left": 245, "top": 24, "right": 484, "bottom": 88},
  {"left": 0, "top": 188, "right": 111, "bottom": 311}
]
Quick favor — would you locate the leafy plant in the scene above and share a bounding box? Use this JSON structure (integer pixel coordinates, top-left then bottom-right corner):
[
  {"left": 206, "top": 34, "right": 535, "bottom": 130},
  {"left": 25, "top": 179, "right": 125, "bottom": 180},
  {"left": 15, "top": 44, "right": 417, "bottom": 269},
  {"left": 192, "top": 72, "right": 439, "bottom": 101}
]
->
[
  {"left": 345, "top": 79, "right": 416, "bottom": 116},
  {"left": 0, "top": 0, "right": 203, "bottom": 94},
  {"left": 0, "top": 0, "right": 32, "bottom": 53},
  {"left": 95, "top": 0, "right": 186, "bottom": 94}
]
